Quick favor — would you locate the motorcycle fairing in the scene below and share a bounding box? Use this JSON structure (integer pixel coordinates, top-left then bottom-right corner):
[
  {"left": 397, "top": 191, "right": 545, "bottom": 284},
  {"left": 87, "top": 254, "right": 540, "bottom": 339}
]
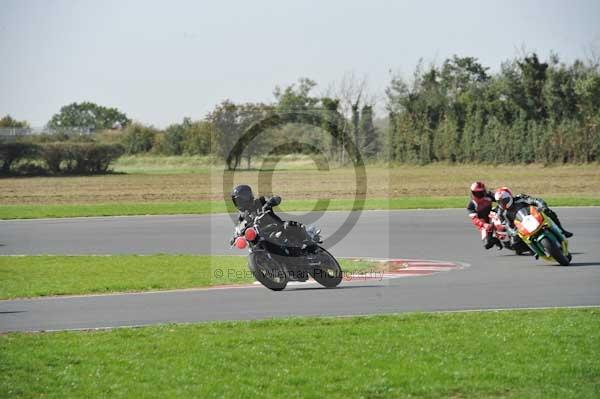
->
[{"left": 515, "top": 206, "right": 569, "bottom": 262}]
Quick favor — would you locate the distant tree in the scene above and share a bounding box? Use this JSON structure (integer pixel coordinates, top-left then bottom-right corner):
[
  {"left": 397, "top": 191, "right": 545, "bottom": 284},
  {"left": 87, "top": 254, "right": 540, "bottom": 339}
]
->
[
  {"left": 326, "top": 72, "right": 377, "bottom": 163},
  {"left": 517, "top": 53, "right": 549, "bottom": 121},
  {"left": 272, "top": 78, "right": 337, "bottom": 159},
  {"left": 208, "top": 100, "right": 239, "bottom": 169},
  {"left": 48, "top": 102, "right": 130, "bottom": 131},
  {"left": 207, "top": 101, "right": 272, "bottom": 169},
  {"left": 359, "top": 105, "right": 379, "bottom": 158},
  {"left": 440, "top": 56, "right": 489, "bottom": 96},
  {"left": 543, "top": 55, "right": 578, "bottom": 122},
  {"left": 433, "top": 114, "right": 458, "bottom": 162},
  {"left": 183, "top": 121, "right": 213, "bottom": 155},
  {"left": 161, "top": 118, "right": 191, "bottom": 155},
  {"left": 351, "top": 99, "right": 360, "bottom": 155},
  {"left": 238, "top": 103, "right": 272, "bottom": 168},
  {"left": 0, "top": 142, "right": 38, "bottom": 174},
  {"left": 575, "top": 70, "right": 600, "bottom": 116},
  {"left": 121, "top": 123, "right": 157, "bottom": 154},
  {"left": 386, "top": 52, "right": 600, "bottom": 164},
  {"left": 321, "top": 97, "right": 342, "bottom": 160},
  {"left": 0, "top": 115, "right": 29, "bottom": 128},
  {"left": 274, "top": 78, "right": 319, "bottom": 114}
]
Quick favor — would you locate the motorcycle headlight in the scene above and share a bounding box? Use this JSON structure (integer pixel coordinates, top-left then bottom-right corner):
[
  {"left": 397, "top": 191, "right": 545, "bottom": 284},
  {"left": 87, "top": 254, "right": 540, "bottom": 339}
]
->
[{"left": 244, "top": 227, "right": 257, "bottom": 241}]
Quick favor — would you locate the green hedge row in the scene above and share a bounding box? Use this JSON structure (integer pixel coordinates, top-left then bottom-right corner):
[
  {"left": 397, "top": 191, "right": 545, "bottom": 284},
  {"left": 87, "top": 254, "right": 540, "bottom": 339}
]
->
[{"left": 0, "top": 142, "right": 124, "bottom": 176}]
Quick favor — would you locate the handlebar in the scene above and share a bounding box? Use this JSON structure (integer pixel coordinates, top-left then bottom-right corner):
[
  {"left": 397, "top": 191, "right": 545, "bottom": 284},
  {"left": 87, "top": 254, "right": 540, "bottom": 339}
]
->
[
  {"left": 256, "top": 203, "right": 273, "bottom": 219},
  {"left": 231, "top": 206, "right": 269, "bottom": 246}
]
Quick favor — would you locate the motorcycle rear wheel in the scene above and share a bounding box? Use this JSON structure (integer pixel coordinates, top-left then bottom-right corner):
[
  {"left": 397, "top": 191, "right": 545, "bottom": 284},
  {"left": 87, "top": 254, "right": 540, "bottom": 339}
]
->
[
  {"left": 309, "top": 247, "right": 343, "bottom": 288},
  {"left": 540, "top": 237, "right": 571, "bottom": 266},
  {"left": 249, "top": 252, "right": 288, "bottom": 291}
]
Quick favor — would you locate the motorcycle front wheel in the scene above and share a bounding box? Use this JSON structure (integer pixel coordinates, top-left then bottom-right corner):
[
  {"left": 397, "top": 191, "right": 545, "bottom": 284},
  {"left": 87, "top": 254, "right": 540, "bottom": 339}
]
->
[
  {"left": 540, "top": 236, "right": 571, "bottom": 266},
  {"left": 308, "top": 247, "right": 343, "bottom": 288},
  {"left": 249, "top": 251, "right": 288, "bottom": 291}
]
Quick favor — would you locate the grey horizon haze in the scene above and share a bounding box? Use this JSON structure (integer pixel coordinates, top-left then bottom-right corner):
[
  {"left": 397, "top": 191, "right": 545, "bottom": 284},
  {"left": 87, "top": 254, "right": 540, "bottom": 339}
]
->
[{"left": 1, "top": 0, "right": 599, "bottom": 128}]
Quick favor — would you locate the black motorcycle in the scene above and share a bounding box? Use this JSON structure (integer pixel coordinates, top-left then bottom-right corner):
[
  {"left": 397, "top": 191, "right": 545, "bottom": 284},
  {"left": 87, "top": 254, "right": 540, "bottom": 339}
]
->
[{"left": 231, "top": 203, "right": 343, "bottom": 291}]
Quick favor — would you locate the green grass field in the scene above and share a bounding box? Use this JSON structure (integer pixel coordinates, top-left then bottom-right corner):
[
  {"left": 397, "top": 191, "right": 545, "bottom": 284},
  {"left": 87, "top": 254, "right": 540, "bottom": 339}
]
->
[
  {"left": 1, "top": 308, "right": 598, "bottom": 398},
  {"left": 1, "top": 196, "right": 598, "bottom": 219},
  {"left": 0, "top": 255, "right": 377, "bottom": 299}
]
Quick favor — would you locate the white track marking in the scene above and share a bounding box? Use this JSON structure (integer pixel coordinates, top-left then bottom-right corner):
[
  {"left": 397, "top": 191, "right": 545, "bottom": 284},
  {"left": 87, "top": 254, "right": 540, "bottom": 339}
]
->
[{"left": 35, "top": 305, "right": 600, "bottom": 333}]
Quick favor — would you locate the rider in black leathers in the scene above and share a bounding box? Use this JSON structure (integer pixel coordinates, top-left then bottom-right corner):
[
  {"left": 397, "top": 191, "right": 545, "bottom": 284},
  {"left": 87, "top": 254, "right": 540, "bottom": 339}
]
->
[
  {"left": 231, "top": 184, "right": 282, "bottom": 225},
  {"left": 495, "top": 188, "right": 573, "bottom": 241},
  {"left": 231, "top": 184, "right": 316, "bottom": 257}
]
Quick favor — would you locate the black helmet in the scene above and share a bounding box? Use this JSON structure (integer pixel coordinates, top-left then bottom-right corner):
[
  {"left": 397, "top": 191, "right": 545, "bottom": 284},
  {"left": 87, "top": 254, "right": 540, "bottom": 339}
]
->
[{"left": 231, "top": 184, "right": 254, "bottom": 211}]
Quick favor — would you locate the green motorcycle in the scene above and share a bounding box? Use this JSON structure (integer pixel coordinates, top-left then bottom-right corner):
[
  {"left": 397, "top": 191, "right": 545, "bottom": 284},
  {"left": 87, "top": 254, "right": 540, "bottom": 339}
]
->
[{"left": 514, "top": 206, "right": 572, "bottom": 266}]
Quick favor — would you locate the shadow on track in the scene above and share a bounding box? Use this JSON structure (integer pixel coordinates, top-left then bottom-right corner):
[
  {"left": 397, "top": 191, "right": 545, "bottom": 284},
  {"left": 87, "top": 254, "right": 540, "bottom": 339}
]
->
[
  {"left": 566, "top": 262, "right": 600, "bottom": 267},
  {"left": 287, "top": 285, "right": 389, "bottom": 291}
]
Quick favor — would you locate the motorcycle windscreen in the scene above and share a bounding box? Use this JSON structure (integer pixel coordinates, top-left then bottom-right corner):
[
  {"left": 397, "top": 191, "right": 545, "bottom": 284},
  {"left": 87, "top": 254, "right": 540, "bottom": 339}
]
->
[{"left": 515, "top": 206, "right": 542, "bottom": 236}]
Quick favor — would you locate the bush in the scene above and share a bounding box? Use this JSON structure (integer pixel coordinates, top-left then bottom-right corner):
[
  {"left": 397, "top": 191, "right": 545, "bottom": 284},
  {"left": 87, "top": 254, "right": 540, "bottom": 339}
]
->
[
  {"left": 95, "top": 129, "right": 127, "bottom": 144},
  {"left": 77, "top": 143, "right": 124, "bottom": 173},
  {"left": 39, "top": 143, "right": 64, "bottom": 173},
  {"left": 0, "top": 142, "right": 39, "bottom": 174},
  {"left": 183, "top": 121, "right": 213, "bottom": 155},
  {"left": 12, "top": 163, "right": 48, "bottom": 176},
  {"left": 161, "top": 124, "right": 185, "bottom": 155},
  {"left": 27, "top": 132, "right": 71, "bottom": 143},
  {"left": 39, "top": 143, "right": 124, "bottom": 174},
  {"left": 121, "top": 124, "right": 157, "bottom": 154},
  {"left": 153, "top": 119, "right": 213, "bottom": 156}
]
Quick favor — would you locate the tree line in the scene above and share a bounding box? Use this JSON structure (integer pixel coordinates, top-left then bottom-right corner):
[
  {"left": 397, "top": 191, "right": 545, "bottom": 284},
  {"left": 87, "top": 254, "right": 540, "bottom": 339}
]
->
[
  {"left": 2, "top": 78, "right": 381, "bottom": 173},
  {"left": 2, "top": 51, "right": 599, "bottom": 175},
  {"left": 386, "top": 53, "right": 600, "bottom": 164}
]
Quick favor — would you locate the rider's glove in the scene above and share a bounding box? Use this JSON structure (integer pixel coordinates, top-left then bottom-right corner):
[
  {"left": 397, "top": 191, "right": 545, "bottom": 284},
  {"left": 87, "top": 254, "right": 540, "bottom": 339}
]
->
[{"left": 267, "top": 196, "right": 281, "bottom": 207}]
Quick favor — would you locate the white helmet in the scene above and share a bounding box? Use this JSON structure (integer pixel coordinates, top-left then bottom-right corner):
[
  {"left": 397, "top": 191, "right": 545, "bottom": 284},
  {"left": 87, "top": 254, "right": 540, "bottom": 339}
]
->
[{"left": 494, "top": 187, "right": 513, "bottom": 209}]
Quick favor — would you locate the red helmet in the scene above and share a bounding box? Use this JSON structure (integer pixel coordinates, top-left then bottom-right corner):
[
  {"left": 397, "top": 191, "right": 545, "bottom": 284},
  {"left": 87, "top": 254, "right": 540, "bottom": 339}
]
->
[
  {"left": 470, "top": 181, "right": 486, "bottom": 199},
  {"left": 494, "top": 187, "right": 513, "bottom": 209}
]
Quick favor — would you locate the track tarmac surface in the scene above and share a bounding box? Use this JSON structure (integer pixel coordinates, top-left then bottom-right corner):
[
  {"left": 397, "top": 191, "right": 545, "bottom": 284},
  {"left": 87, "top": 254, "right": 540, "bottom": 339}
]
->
[{"left": 1, "top": 208, "right": 599, "bottom": 332}]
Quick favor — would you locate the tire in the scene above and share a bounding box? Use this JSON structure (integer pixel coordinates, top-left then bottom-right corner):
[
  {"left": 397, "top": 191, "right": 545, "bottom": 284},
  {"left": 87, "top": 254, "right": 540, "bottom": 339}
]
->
[
  {"left": 540, "top": 236, "right": 571, "bottom": 266},
  {"left": 308, "top": 247, "right": 343, "bottom": 288},
  {"left": 249, "top": 252, "right": 288, "bottom": 291}
]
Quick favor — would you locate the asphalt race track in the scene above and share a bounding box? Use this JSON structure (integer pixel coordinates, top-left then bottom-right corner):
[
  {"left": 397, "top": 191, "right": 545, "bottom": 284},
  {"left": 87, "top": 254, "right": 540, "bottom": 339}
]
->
[{"left": 1, "top": 208, "right": 599, "bottom": 332}]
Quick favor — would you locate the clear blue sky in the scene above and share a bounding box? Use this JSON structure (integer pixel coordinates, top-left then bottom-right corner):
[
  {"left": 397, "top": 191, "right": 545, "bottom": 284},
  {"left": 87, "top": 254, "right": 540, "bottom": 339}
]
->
[{"left": 1, "top": 0, "right": 599, "bottom": 127}]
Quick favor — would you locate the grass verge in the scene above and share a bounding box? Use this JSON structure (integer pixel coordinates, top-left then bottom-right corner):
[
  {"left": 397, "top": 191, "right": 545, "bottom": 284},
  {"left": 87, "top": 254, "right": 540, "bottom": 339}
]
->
[
  {"left": 0, "top": 255, "right": 377, "bottom": 299},
  {"left": 1, "top": 308, "right": 599, "bottom": 398},
  {"left": 1, "top": 196, "right": 598, "bottom": 219}
]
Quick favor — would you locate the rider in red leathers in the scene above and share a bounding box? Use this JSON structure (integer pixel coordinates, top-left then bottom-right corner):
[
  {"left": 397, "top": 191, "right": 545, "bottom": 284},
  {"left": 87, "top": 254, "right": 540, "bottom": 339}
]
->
[{"left": 467, "top": 181, "right": 502, "bottom": 250}]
